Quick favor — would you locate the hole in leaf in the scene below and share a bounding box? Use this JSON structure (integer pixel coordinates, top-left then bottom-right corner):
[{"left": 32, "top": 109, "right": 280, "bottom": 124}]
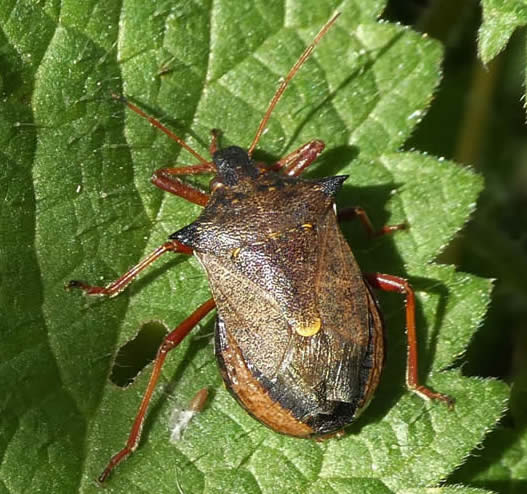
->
[{"left": 110, "top": 321, "right": 168, "bottom": 387}]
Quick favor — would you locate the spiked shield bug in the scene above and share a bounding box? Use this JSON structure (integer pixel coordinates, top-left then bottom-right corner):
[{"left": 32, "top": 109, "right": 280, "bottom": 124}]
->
[{"left": 67, "top": 12, "right": 453, "bottom": 483}]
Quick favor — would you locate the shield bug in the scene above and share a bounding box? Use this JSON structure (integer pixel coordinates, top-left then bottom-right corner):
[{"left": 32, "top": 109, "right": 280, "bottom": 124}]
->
[{"left": 68, "top": 12, "right": 453, "bottom": 483}]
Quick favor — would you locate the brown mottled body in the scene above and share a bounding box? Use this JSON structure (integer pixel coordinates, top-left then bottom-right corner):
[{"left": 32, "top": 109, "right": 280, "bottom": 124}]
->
[{"left": 173, "top": 164, "right": 384, "bottom": 435}]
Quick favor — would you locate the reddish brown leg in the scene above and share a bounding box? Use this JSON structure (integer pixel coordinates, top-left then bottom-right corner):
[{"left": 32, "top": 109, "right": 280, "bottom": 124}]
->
[
  {"left": 66, "top": 240, "right": 192, "bottom": 297},
  {"left": 151, "top": 167, "right": 211, "bottom": 207},
  {"left": 113, "top": 94, "right": 216, "bottom": 207},
  {"left": 364, "top": 272, "right": 454, "bottom": 407},
  {"left": 270, "top": 140, "right": 325, "bottom": 176},
  {"left": 98, "top": 298, "right": 216, "bottom": 483},
  {"left": 338, "top": 207, "right": 407, "bottom": 237},
  {"left": 155, "top": 164, "right": 215, "bottom": 176},
  {"left": 154, "top": 129, "right": 221, "bottom": 198}
]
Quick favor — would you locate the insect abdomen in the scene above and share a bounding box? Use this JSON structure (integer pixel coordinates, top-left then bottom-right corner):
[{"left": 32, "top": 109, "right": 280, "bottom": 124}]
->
[{"left": 214, "top": 288, "right": 384, "bottom": 437}]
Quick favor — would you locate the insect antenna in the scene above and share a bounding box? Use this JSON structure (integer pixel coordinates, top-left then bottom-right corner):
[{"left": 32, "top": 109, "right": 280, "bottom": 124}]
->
[
  {"left": 247, "top": 12, "right": 340, "bottom": 156},
  {"left": 112, "top": 93, "right": 210, "bottom": 165}
]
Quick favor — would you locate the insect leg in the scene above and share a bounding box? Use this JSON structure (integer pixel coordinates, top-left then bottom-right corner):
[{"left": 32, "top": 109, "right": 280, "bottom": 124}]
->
[
  {"left": 98, "top": 298, "right": 216, "bottom": 483},
  {"left": 151, "top": 166, "right": 212, "bottom": 206},
  {"left": 271, "top": 140, "right": 325, "bottom": 176},
  {"left": 338, "top": 207, "right": 407, "bottom": 237},
  {"left": 66, "top": 240, "right": 192, "bottom": 297},
  {"left": 364, "top": 273, "right": 454, "bottom": 407}
]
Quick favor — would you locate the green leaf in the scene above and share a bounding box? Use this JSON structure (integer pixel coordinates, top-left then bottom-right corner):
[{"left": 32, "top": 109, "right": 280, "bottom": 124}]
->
[
  {"left": 478, "top": 0, "right": 527, "bottom": 64},
  {"left": 0, "top": 1, "right": 508, "bottom": 493},
  {"left": 451, "top": 426, "right": 527, "bottom": 494},
  {"left": 401, "top": 487, "right": 497, "bottom": 494},
  {"left": 450, "top": 355, "right": 527, "bottom": 493}
]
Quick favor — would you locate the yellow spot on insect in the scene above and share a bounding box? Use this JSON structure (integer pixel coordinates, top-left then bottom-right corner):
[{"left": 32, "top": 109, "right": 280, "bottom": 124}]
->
[
  {"left": 268, "top": 186, "right": 276, "bottom": 191},
  {"left": 211, "top": 181, "right": 224, "bottom": 191},
  {"left": 294, "top": 317, "right": 322, "bottom": 337},
  {"left": 301, "top": 223, "right": 313, "bottom": 230},
  {"left": 231, "top": 247, "right": 241, "bottom": 259}
]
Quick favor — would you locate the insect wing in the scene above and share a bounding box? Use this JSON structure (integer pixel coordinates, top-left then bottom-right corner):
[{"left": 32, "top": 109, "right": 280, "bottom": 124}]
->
[{"left": 198, "top": 209, "right": 382, "bottom": 427}]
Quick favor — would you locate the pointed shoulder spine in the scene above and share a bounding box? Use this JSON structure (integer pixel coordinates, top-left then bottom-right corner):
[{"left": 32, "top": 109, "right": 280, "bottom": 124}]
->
[{"left": 316, "top": 175, "right": 348, "bottom": 196}]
